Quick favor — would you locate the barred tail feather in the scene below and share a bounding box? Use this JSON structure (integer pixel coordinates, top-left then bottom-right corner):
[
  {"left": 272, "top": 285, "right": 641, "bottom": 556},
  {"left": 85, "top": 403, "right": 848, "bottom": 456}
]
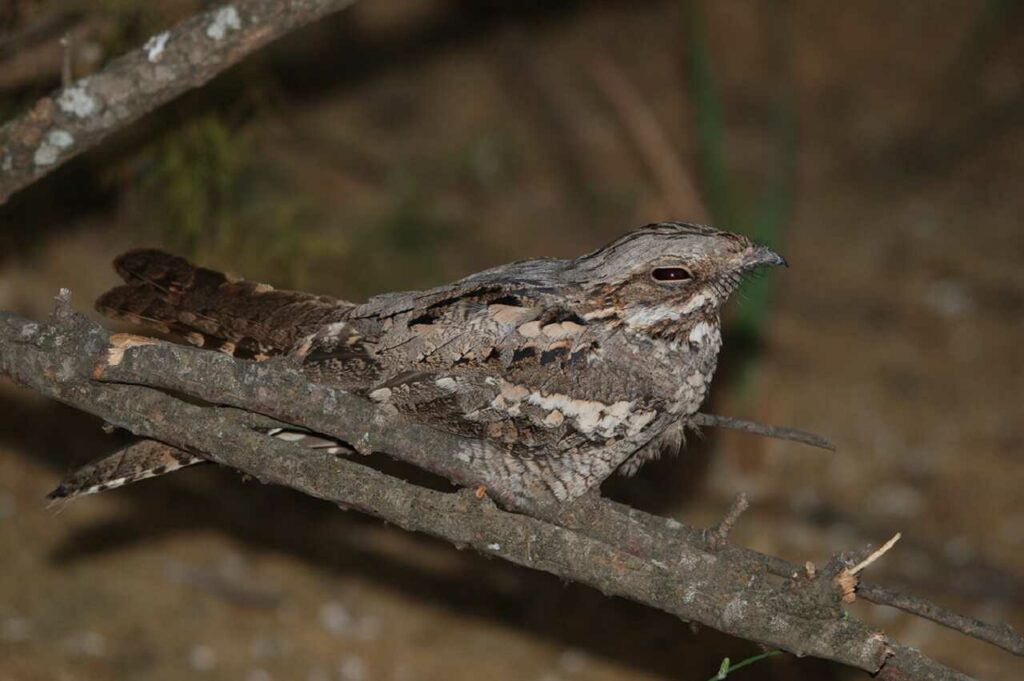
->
[
  {"left": 48, "top": 441, "right": 205, "bottom": 500},
  {"left": 95, "top": 249, "right": 352, "bottom": 358},
  {"left": 265, "top": 428, "right": 350, "bottom": 455},
  {"left": 49, "top": 432, "right": 352, "bottom": 500}
]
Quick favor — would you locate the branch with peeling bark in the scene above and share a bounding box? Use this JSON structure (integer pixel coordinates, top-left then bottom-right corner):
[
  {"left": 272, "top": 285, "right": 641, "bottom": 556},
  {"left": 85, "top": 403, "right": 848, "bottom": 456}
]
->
[
  {"left": 0, "top": 0, "right": 360, "bottom": 204},
  {"left": 1, "top": 295, "right": 1020, "bottom": 681}
]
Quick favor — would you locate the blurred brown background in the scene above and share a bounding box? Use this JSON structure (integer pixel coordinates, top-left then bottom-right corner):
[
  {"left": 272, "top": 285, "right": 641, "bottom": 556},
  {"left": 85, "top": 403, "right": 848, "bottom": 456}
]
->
[{"left": 1, "top": 1, "right": 1022, "bottom": 679}]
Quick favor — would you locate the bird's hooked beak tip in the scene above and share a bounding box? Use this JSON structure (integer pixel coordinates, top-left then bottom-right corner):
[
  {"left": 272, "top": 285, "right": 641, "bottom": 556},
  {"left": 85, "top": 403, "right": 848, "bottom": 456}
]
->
[{"left": 744, "top": 246, "right": 788, "bottom": 270}]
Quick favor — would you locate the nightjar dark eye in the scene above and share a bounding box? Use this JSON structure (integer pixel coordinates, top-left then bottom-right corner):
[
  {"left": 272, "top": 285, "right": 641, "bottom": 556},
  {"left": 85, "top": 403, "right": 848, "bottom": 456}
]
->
[{"left": 651, "top": 267, "right": 693, "bottom": 282}]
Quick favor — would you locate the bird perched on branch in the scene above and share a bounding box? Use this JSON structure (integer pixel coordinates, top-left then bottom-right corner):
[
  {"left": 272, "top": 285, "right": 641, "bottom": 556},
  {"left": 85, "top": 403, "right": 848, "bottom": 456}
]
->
[{"left": 52, "top": 221, "right": 786, "bottom": 504}]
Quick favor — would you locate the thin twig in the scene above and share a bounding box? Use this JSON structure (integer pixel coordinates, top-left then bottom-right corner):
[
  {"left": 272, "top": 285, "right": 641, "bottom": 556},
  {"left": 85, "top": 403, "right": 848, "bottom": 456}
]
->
[
  {"left": 589, "top": 53, "right": 708, "bottom": 220},
  {"left": 0, "top": 9, "right": 82, "bottom": 61},
  {"left": 860, "top": 583, "right": 1024, "bottom": 656},
  {"left": 60, "top": 31, "right": 72, "bottom": 87},
  {"left": 706, "top": 492, "right": 750, "bottom": 550},
  {"left": 690, "top": 413, "right": 836, "bottom": 451},
  {"left": 836, "top": 533, "right": 902, "bottom": 604},
  {"left": 851, "top": 532, "right": 902, "bottom": 575}
]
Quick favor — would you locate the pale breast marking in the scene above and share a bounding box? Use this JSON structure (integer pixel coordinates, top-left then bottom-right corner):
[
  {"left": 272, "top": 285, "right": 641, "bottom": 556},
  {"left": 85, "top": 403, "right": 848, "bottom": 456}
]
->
[
  {"left": 688, "top": 320, "right": 713, "bottom": 344},
  {"left": 488, "top": 379, "right": 656, "bottom": 439}
]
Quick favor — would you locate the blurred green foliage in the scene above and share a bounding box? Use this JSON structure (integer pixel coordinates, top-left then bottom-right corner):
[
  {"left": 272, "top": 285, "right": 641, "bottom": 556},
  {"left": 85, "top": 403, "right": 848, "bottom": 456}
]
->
[
  {"left": 133, "top": 113, "right": 333, "bottom": 288},
  {"left": 90, "top": 0, "right": 197, "bottom": 55},
  {"left": 454, "top": 128, "right": 518, "bottom": 194},
  {"left": 140, "top": 114, "right": 242, "bottom": 254},
  {"left": 338, "top": 179, "right": 456, "bottom": 298},
  {"left": 682, "top": 0, "right": 797, "bottom": 393},
  {"left": 129, "top": 109, "right": 462, "bottom": 297}
]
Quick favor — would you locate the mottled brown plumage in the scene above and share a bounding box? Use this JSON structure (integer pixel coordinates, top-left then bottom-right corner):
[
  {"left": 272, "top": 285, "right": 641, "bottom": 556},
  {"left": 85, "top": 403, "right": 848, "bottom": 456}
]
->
[{"left": 56, "top": 221, "right": 785, "bottom": 503}]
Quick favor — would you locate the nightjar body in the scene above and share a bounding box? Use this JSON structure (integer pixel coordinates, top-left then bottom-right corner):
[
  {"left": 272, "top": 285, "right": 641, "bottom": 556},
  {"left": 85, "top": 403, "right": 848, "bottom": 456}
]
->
[{"left": 54, "top": 221, "right": 785, "bottom": 504}]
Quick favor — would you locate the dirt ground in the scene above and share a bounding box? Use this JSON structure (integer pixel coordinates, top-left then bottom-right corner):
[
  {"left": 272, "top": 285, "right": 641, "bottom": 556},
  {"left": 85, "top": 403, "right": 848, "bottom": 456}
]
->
[{"left": 1, "top": 1, "right": 1022, "bottom": 679}]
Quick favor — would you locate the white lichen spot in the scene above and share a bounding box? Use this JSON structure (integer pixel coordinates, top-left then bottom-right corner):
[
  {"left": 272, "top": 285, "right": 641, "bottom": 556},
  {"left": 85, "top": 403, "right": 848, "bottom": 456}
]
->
[
  {"left": 50, "top": 130, "right": 72, "bottom": 147},
  {"left": 487, "top": 542, "right": 501, "bottom": 551},
  {"left": 207, "top": 6, "right": 242, "bottom": 41},
  {"left": 57, "top": 85, "right": 97, "bottom": 118},
  {"left": 145, "top": 31, "right": 171, "bottom": 62},
  {"left": 33, "top": 130, "right": 75, "bottom": 167},
  {"left": 721, "top": 597, "right": 747, "bottom": 626},
  {"left": 1, "top": 154, "right": 11, "bottom": 172},
  {"left": 453, "top": 443, "right": 474, "bottom": 463}
]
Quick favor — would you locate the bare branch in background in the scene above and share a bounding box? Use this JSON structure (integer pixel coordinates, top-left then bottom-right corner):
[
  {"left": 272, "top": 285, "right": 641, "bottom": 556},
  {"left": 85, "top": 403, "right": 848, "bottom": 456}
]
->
[
  {"left": 2, "top": 298, "right": 1020, "bottom": 681},
  {"left": 690, "top": 412, "right": 837, "bottom": 451},
  {"left": 0, "top": 0, "right": 360, "bottom": 205},
  {"left": 589, "top": 53, "right": 708, "bottom": 220}
]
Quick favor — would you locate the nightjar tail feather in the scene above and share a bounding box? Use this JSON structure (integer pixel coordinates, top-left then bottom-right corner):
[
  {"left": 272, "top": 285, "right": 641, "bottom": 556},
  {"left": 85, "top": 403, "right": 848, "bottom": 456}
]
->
[
  {"left": 48, "top": 441, "right": 205, "bottom": 500},
  {"left": 96, "top": 249, "right": 352, "bottom": 358},
  {"left": 50, "top": 432, "right": 352, "bottom": 500}
]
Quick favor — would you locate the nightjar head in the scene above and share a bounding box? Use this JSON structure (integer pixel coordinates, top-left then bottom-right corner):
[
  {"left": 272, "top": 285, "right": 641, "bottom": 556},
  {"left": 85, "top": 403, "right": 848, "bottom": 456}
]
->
[{"left": 569, "top": 221, "right": 785, "bottom": 320}]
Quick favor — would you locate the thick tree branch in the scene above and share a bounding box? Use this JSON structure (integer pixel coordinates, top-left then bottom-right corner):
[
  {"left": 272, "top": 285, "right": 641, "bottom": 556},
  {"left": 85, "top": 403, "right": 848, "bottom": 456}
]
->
[
  {"left": 1, "top": 302, "right": 1017, "bottom": 680},
  {"left": 0, "top": 0, "right": 359, "bottom": 205}
]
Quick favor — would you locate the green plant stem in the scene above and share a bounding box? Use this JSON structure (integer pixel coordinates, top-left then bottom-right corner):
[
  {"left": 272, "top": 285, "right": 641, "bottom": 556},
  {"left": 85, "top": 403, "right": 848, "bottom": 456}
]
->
[{"left": 707, "top": 649, "right": 783, "bottom": 681}]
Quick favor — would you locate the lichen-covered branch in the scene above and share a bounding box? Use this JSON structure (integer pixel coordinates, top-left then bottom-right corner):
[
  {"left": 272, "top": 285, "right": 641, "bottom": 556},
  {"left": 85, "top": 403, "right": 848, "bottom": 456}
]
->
[
  {"left": 0, "top": 302, "right": 1013, "bottom": 680},
  {"left": 0, "top": 0, "right": 359, "bottom": 205}
]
